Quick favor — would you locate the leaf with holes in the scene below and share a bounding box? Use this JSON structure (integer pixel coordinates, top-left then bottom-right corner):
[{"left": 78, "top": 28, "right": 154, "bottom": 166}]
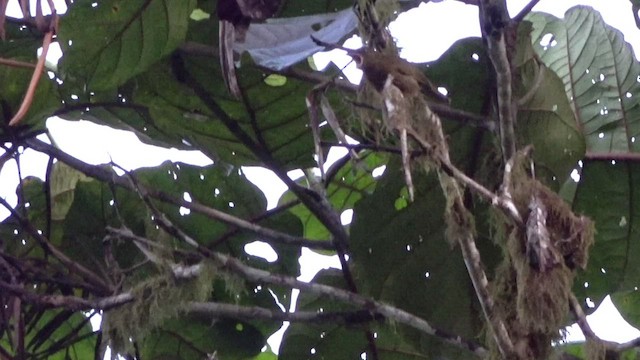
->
[
  {"left": 528, "top": 6, "right": 640, "bottom": 154},
  {"left": 572, "top": 161, "right": 640, "bottom": 304},
  {"left": 514, "top": 21, "right": 585, "bottom": 187}
]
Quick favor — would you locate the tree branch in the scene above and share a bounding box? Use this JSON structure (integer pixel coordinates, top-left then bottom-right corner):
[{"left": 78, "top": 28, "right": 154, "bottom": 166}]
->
[
  {"left": 408, "top": 102, "right": 516, "bottom": 358},
  {"left": 0, "top": 58, "right": 37, "bottom": 69},
  {"left": 480, "top": 0, "right": 516, "bottom": 164},
  {"left": 0, "top": 197, "right": 113, "bottom": 294},
  {"left": 513, "top": 0, "right": 541, "bottom": 23},
  {"left": 569, "top": 294, "right": 640, "bottom": 353},
  {"left": 179, "top": 42, "right": 358, "bottom": 93},
  {"left": 23, "top": 138, "right": 335, "bottom": 251},
  {"left": 186, "top": 302, "right": 384, "bottom": 324},
  {"left": 2, "top": 252, "right": 487, "bottom": 357},
  {"left": 584, "top": 152, "right": 640, "bottom": 162},
  {"left": 119, "top": 202, "right": 489, "bottom": 357}
]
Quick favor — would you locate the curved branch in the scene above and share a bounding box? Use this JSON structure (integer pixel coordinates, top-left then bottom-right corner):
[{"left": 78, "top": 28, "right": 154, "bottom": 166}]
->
[
  {"left": 0, "top": 197, "right": 113, "bottom": 294},
  {"left": 9, "top": 31, "right": 52, "bottom": 126},
  {"left": 569, "top": 294, "right": 640, "bottom": 353},
  {"left": 23, "top": 138, "right": 334, "bottom": 251}
]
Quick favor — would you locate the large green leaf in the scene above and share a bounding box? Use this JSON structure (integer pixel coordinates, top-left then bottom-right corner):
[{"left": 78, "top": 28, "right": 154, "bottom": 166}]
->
[
  {"left": 611, "top": 290, "right": 640, "bottom": 330},
  {"left": 0, "top": 309, "right": 96, "bottom": 359},
  {"left": 349, "top": 163, "right": 485, "bottom": 359},
  {"left": 58, "top": 0, "right": 196, "bottom": 90},
  {"left": 514, "top": 21, "right": 585, "bottom": 186},
  {"left": 572, "top": 161, "right": 640, "bottom": 303},
  {"left": 528, "top": 6, "right": 640, "bottom": 153},
  {"left": 141, "top": 317, "right": 265, "bottom": 360}
]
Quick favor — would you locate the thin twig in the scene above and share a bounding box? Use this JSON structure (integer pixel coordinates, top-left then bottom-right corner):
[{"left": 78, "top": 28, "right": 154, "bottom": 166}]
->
[
  {"left": 0, "top": 58, "right": 37, "bottom": 69},
  {"left": 186, "top": 302, "right": 384, "bottom": 324},
  {"left": 428, "top": 102, "right": 495, "bottom": 130},
  {"left": 516, "top": 63, "right": 544, "bottom": 107},
  {"left": 513, "top": 0, "right": 541, "bottom": 23},
  {"left": 9, "top": 31, "right": 53, "bottom": 126},
  {"left": 412, "top": 102, "right": 515, "bottom": 357},
  {"left": 585, "top": 152, "right": 640, "bottom": 162},
  {"left": 23, "top": 138, "right": 334, "bottom": 251},
  {"left": 178, "top": 42, "right": 358, "bottom": 93},
  {"left": 406, "top": 128, "right": 522, "bottom": 224},
  {"left": 0, "top": 197, "right": 113, "bottom": 294}
]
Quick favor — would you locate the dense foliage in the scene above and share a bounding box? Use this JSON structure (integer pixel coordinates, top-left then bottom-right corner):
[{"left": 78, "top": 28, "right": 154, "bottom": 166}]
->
[{"left": 0, "top": 0, "right": 639, "bottom": 359}]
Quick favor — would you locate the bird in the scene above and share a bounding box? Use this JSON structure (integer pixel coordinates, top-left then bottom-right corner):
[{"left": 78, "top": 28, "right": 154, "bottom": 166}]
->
[{"left": 349, "top": 49, "right": 449, "bottom": 103}]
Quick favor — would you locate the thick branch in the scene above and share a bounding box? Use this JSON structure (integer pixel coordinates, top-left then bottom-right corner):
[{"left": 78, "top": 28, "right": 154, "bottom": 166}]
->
[
  {"left": 186, "top": 302, "right": 384, "bottom": 324},
  {"left": 480, "top": 0, "right": 516, "bottom": 164},
  {"left": 410, "top": 103, "right": 516, "bottom": 357},
  {"left": 123, "top": 202, "right": 489, "bottom": 357}
]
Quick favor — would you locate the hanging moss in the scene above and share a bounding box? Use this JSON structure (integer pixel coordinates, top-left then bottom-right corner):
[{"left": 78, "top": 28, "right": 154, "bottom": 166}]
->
[
  {"left": 103, "top": 261, "right": 217, "bottom": 355},
  {"left": 487, "top": 149, "right": 595, "bottom": 358}
]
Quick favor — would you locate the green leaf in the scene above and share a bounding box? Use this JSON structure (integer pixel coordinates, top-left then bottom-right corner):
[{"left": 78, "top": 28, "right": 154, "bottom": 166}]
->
[
  {"left": 572, "top": 161, "right": 640, "bottom": 302},
  {"left": 50, "top": 162, "right": 91, "bottom": 221},
  {"left": 350, "top": 162, "right": 487, "bottom": 358},
  {"left": 0, "top": 58, "right": 60, "bottom": 129},
  {"left": 0, "top": 310, "right": 96, "bottom": 359},
  {"left": 528, "top": 6, "right": 640, "bottom": 154},
  {"left": 611, "top": 290, "right": 640, "bottom": 329},
  {"left": 279, "top": 269, "right": 369, "bottom": 360},
  {"left": 514, "top": 21, "right": 585, "bottom": 186},
  {"left": 58, "top": 0, "right": 196, "bottom": 90},
  {"left": 142, "top": 317, "right": 265, "bottom": 360},
  {"left": 282, "top": 152, "right": 386, "bottom": 241},
  {"left": 190, "top": 8, "right": 210, "bottom": 21}
]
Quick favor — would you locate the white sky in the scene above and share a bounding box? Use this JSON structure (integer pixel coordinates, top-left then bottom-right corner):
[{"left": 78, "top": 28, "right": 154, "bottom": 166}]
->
[{"left": 1, "top": 0, "right": 639, "bottom": 353}]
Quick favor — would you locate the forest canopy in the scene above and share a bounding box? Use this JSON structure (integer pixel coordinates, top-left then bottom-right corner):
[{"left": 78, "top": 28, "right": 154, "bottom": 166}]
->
[{"left": 0, "top": 0, "right": 640, "bottom": 359}]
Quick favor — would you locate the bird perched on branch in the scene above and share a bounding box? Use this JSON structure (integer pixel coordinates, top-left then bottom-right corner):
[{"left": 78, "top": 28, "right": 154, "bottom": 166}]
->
[
  {"left": 352, "top": 50, "right": 449, "bottom": 103},
  {"left": 312, "top": 37, "right": 449, "bottom": 103}
]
